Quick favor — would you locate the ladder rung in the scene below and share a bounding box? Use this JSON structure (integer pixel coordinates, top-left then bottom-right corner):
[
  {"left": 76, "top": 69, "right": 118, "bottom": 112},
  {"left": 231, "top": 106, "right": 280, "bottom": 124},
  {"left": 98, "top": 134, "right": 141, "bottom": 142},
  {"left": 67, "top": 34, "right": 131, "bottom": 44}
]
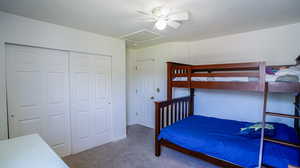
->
[
  {"left": 265, "top": 112, "right": 300, "bottom": 119},
  {"left": 264, "top": 137, "right": 300, "bottom": 149}
]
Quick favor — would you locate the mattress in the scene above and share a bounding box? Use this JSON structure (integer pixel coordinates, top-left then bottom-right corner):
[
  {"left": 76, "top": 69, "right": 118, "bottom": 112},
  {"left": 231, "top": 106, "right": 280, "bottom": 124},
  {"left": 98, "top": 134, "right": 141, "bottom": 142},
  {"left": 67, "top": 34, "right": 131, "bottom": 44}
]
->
[
  {"left": 158, "top": 115, "right": 300, "bottom": 168},
  {"left": 172, "top": 75, "right": 288, "bottom": 82}
]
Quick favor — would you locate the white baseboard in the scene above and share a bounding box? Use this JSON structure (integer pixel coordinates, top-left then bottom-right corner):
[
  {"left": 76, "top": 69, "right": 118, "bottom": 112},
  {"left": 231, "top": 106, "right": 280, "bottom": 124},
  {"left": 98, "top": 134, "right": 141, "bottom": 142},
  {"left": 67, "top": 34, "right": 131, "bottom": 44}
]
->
[{"left": 113, "top": 134, "right": 127, "bottom": 142}]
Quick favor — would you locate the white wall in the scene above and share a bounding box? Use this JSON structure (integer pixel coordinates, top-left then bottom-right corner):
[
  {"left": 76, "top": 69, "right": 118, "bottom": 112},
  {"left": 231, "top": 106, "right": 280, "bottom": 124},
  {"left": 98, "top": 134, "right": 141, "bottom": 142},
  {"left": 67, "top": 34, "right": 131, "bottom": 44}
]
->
[
  {"left": 126, "top": 49, "right": 137, "bottom": 125},
  {"left": 127, "top": 23, "right": 300, "bottom": 126},
  {"left": 0, "top": 11, "right": 126, "bottom": 140}
]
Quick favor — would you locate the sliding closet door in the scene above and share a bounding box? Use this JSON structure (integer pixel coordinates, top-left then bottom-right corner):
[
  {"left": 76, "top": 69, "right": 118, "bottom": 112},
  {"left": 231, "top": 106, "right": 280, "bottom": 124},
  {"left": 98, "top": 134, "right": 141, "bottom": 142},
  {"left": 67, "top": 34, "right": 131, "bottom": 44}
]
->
[
  {"left": 70, "top": 52, "right": 112, "bottom": 154},
  {"left": 6, "top": 44, "right": 70, "bottom": 157}
]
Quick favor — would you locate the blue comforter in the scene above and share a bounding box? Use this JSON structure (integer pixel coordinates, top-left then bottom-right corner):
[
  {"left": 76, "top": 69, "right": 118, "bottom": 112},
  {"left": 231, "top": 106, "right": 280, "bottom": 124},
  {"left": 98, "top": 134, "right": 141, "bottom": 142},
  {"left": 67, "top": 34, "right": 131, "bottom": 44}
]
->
[{"left": 158, "top": 115, "right": 300, "bottom": 168}]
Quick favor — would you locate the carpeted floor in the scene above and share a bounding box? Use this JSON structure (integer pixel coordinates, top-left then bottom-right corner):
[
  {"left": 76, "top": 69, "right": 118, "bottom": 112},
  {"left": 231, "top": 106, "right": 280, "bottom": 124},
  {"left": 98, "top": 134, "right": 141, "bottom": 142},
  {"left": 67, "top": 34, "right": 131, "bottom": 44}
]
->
[{"left": 63, "top": 125, "right": 219, "bottom": 168}]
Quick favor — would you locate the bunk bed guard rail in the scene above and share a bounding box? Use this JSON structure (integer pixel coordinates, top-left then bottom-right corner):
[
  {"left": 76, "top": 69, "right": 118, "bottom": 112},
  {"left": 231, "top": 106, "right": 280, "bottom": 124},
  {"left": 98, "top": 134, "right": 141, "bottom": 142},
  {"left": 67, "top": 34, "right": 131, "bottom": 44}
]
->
[{"left": 167, "top": 61, "right": 266, "bottom": 94}]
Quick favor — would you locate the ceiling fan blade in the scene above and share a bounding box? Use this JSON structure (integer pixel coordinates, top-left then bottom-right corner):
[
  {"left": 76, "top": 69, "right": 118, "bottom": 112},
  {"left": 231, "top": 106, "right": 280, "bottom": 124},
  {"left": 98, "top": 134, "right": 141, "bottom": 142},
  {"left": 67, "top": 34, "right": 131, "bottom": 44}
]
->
[
  {"left": 136, "top": 17, "right": 156, "bottom": 22},
  {"left": 168, "top": 21, "right": 181, "bottom": 29},
  {"left": 145, "top": 19, "right": 156, "bottom": 22},
  {"left": 137, "top": 10, "right": 152, "bottom": 16},
  {"left": 168, "top": 12, "right": 189, "bottom": 21}
]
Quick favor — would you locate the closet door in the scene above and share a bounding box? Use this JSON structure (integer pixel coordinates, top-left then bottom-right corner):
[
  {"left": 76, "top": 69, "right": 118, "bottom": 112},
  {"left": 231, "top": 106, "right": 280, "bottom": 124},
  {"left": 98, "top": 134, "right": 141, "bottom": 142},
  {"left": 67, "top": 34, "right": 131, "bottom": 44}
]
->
[
  {"left": 70, "top": 52, "right": 112, "bottom": 154},
  {"left": 6, "top": 44, "right": 70, "bottom": 157}
]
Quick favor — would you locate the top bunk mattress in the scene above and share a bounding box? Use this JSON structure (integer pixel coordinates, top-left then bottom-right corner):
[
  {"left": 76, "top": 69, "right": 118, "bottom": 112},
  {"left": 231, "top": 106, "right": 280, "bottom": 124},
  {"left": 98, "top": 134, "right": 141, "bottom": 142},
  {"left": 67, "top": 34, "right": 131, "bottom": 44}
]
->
[
  {"left": 173, "top": 75, "right": 300, "bottom": 82},
  {"left": 172, "top": 74, "right": 298, "bottom": 82},
  {"left": 173, "top": 65, "right": 300, "bottom": 83},
  {"left": 158, "top": 115, "right": 300, "bottom": 168}
]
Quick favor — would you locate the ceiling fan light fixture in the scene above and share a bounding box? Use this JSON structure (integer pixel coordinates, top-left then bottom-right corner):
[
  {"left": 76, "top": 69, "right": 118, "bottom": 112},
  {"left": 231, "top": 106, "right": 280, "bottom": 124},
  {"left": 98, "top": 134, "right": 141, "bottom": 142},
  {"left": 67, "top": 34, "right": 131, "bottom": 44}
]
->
[
  {"left": 160, "top": 7, "right": 170, "bottom": 16},
  {"left": 138, "top": 6, "right": 189, "bottom": 30},
  {"left": 152, "top": 6, "right": 170, "bottom": 17},
  {"left": 155, "top": 18, "right": 167, "bottom": 30}
]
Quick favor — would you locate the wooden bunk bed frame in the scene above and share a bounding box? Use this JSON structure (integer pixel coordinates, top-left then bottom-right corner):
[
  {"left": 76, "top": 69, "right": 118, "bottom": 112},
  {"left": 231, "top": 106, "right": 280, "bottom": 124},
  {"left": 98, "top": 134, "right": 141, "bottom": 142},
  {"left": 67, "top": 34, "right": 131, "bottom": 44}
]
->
[{"left": 155, "top": 61, "right": 300, "bottom": 168}]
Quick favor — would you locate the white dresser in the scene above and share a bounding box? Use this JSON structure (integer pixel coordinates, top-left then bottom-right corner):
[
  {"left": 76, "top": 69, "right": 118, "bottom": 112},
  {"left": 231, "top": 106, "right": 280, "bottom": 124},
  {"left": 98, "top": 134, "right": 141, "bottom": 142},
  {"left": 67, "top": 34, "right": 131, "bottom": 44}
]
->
[{"left": 0, "top": 134, "right": 69, "bottom": 168}]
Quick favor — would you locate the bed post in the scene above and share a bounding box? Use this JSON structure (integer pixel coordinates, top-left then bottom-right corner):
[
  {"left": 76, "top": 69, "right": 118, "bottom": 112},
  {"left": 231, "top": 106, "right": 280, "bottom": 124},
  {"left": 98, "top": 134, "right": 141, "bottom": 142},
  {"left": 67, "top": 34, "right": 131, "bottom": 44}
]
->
[
  {"left": 167, "top": 62, "right": 173, "bottom": 100},
  {"left": 295, "top": 93, "right": 300, "bottom": 136},
  {"left": 155, "top": 102, "right": 161, "bottom": 156},
  {"left": 189, "top": 88, "right": 195, "bottom": 116},
  {"left": 258, "top": 62, "right": 266, "bottom": 91}
]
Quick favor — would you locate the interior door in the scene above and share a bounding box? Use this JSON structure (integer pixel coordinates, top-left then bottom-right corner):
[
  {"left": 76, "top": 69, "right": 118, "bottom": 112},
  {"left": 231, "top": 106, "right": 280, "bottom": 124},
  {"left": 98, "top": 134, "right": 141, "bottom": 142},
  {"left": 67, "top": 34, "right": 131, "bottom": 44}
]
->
[
  {"left": 6, "top": 44, "right": 70, "bottom": 157},
  {"left": 135, "top": 59, "right": 156, "bottom": 128},
  {"left": 70, "top": 52, "right": 112, "bottom": 154}
]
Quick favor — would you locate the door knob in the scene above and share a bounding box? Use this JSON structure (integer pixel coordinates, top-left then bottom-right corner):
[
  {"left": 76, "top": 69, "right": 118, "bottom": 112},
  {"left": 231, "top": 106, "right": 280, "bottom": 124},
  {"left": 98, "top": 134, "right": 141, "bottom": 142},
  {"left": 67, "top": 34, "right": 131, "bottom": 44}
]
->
[
  {"left": 150, "top": 96, "right": 155, "bottom": 100},
  {"left": 10, "top": 114, "right": 14, "bottom": 118}
]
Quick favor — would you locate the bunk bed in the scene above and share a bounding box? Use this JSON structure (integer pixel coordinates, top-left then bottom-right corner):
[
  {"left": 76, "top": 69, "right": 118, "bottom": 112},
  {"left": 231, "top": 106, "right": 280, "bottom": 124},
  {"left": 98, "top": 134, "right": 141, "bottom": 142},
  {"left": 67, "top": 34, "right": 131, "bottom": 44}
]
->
[{"left": 154, "top": 61, "right": 300, "bottom": 168}]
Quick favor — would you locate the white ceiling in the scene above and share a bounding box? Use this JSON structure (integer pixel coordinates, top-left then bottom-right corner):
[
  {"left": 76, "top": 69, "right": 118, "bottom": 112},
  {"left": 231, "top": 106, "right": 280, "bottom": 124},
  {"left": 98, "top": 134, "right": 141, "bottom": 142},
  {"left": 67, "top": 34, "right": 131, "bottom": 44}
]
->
[{"left": 0, "top": 0, "right": 300, "bottom": 48}]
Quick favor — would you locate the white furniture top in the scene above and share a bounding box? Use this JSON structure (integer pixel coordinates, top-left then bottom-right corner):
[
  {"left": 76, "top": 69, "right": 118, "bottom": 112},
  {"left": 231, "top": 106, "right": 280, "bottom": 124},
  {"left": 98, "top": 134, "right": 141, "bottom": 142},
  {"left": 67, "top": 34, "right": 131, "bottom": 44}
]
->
[{"left": 0, "top": 134, "right": 69, "bottom": 168}]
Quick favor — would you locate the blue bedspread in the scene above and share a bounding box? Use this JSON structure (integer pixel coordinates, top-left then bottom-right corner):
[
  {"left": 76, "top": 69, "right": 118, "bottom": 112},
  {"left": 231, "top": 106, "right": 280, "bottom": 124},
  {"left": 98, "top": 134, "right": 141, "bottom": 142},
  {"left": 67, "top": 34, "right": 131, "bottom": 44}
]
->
[{"left": 158, "top": 115, "right": 300, "bottom": 168}]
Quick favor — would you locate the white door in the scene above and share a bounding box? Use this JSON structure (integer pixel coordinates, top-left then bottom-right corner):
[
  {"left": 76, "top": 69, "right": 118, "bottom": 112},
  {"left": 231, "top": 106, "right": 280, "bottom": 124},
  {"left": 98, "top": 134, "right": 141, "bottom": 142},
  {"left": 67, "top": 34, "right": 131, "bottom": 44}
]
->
[
  {"left": 6, "top": 44, "right": 70, "bottom": 157},
  {"left": 70, "top": 52, "right": 112, "bottom": 154},
  {"left": 135, "top": 59, "right": 156, "bottom": 128}
]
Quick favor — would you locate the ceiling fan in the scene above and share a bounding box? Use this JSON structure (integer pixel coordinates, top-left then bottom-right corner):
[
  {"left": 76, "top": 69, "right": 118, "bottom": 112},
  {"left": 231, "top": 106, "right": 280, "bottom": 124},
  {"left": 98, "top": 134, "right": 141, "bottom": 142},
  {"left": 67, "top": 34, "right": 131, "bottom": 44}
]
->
[{"left": 137, "top": 6, "right": 189, "bottom": 30}]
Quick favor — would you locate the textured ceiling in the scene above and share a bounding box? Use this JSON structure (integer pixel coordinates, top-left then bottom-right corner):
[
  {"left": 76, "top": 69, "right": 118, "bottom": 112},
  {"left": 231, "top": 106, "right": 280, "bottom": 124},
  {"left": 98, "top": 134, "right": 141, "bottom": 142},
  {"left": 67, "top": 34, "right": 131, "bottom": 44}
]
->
[{"left": 0, "top": 0, "right": 300, "bottom": 48}]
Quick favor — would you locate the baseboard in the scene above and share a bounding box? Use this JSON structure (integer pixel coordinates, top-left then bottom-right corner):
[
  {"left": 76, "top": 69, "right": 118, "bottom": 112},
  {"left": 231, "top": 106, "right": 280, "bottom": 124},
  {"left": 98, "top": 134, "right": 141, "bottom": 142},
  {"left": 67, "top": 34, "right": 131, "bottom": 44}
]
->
[
  {"left": 113, "top": 134, "right": 127, "bottom": 142},
  {"left": 127, "top": 121, "right": 138, "bottom": 126}
]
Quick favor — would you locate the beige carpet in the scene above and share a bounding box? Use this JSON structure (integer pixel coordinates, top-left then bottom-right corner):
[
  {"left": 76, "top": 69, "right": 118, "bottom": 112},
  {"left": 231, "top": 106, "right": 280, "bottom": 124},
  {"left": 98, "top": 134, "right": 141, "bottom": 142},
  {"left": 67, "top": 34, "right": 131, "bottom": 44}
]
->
[{"left": 63, "top": 125, "right": 219, "bottom": 168}]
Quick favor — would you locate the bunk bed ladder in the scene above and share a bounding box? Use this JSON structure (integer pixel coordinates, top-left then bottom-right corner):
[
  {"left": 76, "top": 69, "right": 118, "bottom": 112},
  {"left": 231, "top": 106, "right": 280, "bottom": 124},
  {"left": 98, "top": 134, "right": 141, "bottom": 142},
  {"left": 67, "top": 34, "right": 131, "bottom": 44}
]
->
[
  {"left": 258, "top": 82, "right": 268, "bottom": 168},
  {"left": 258, "top": 82, "right": 300, "bottom": 168}
]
